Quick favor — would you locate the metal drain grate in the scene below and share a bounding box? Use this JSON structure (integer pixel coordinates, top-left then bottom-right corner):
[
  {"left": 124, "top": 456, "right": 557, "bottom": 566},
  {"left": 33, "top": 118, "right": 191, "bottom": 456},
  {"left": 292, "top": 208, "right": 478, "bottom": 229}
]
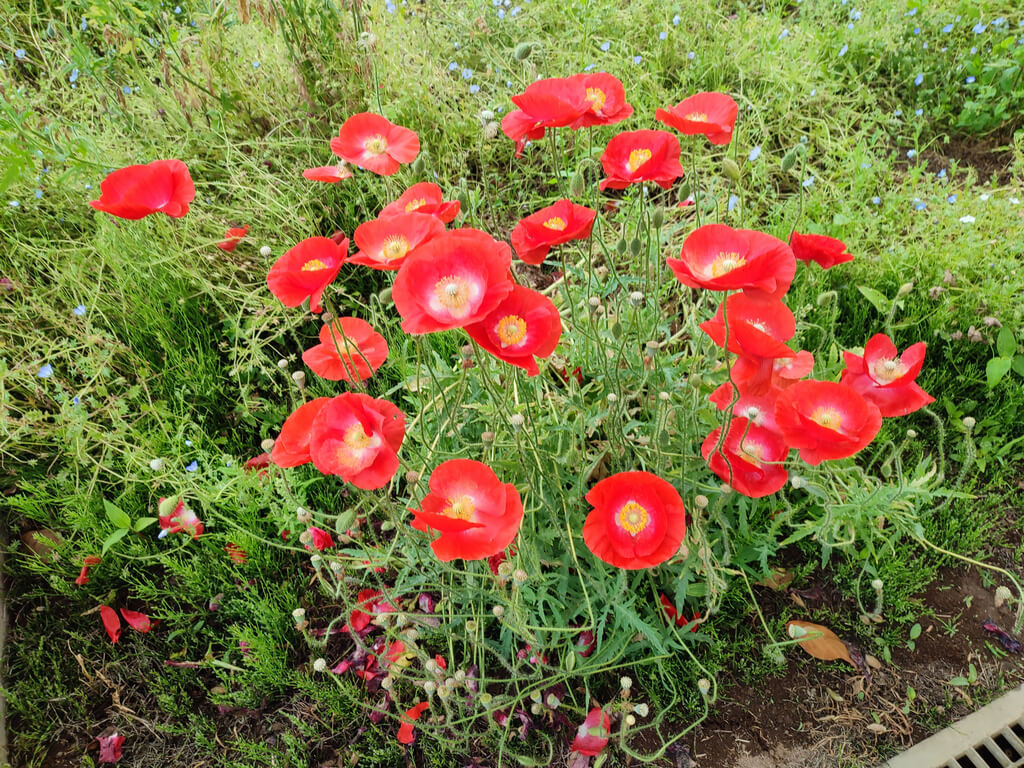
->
[{"left": 882, "top": 686, "right": 1024, "bottom": 768}]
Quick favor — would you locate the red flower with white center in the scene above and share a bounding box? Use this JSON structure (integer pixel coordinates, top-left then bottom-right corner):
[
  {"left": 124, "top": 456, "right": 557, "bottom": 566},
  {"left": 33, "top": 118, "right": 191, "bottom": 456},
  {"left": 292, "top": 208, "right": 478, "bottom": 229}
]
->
[
  {"left": 410, "top": 459, "right": 524, "bottom": 562},
  {"left": 330, "top": 113, "right": 420, "bottom": 176},
  {"left": 708, "top": 382, "right": 782, "bottom": 435},
  {"left": 349, "top": 212, "right": 445, "bottom": 271},
  {"left": 305, "top": 526, "right": 335, "bottom": 551},
  {"left": 790, "top": 232, "right": 854, "bottom": 269},
  {"left": 655, "top": 92, "right": 739, "bottom": 145},
  {"left": 100, "top": 605, "right": 121, "bottom": 643},
  {"left": 771, "top": 350, "right": 815, "bottom": 387},
  {"left": 270, "top": 398, "right": 330, "bottom": 468},
  {"left": 397, "top": 701, "right": 430, "bottom": 745},
  {"left": 571, "top": 707, "right": 611, "bottom": 757},
  {"left": 583, "top": 471, "right": 687, "bottom": 570},
  {"left": 702, "top": 417, "right": 789, "bottom": 497},
  {"left": 667, "top": 223, "right": 796, "bottom": 296},
  {"left": 75, "top": 555, "right": 102, "bottom": 586},
  {"left": 158, "top": 498, "right": 203, "bottom": 539},
  {"left": 217, "top": 225, "right": 249, "bottom": 252},
  {"left": 567, "top": 72, "right": 634, "bottom": 128},
  {"left": 840, "top": 334, "right": 935, "bottom": 417},
  {"left": 465, "top": 285, "right": 562, "bottom": 376},
  {"left": 775, "top": 380, "right": 882, "bottom": 465},
  {"left": 509, "top": 199, "right": 597, "bottom": 265},
  {"left": 599, "top": 129, "right": 684, "bottom": 190},
  {"left": 380, "top": 182, "right": 460, "bottom": 223},
  {"left": 266, "top": 236, "right": 348, "bottom": 313},
  {"left": 302, "top": 162, "right": 353, "bottom": 183},
  {"left": 89, "top": 159, "right": 195, "bottom": 219},
  {"left": 225, "top": 542, "right": 248, "bottom": 564},
  {"left": 392, "top": 228, "right": 514, "bottom": 334},
  {"left": 309, "top": 394, "right": 406, "bottom": 489},
  {"left": 303, "top": 317, "right": 388, "bottom": 382},
  {"left": 511, "top": 76, "right": 590, "bottom": 127},
  {"left": 501, "top": 109, "right": 546, "bottom": 157},
  {"left": 659, "top": 594, "right": 702, "bottom": 632},
  {"left": 120, "top": 608, "right": 154, "bottom": 633},
  {"left": 699, "top": 292, "right": 796, "bottom": 359}
]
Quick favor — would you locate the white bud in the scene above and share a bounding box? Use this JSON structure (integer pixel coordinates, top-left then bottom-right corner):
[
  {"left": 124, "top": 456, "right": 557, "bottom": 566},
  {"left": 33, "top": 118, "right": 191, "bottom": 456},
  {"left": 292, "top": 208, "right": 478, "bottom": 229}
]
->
[
  {"left": 995, "top": 585, "right": 1013, "bottom": 608},
  {"left": 296, "top": 507, "right": 312, "bottom": 523},
  {"left": 483, "top": 121, "right": 500, "bottom": 140},
  {"left": 313, "top": 658, "right": 327, "bottom": 673},
  {"left": 658, "top": 391, "right": 670, "bottom": 401},
  {"left": 629, "top": 291, "right": 644, "bottom": 305},
  {"left": 277, "top": 358, "right": 289, "bottom": 369},
  {"left": 149, "top": 458, "right": 165, "bottom": 471},
  {"left": 497, "top": 562, "right": 513, "bottom": 578},
  {"left": 260, "top": 245, "right": 272, "bottom": 258},
  {"left": 530, "top": 701, "right": 543, "bottom": 714},
  {"left": 625, "top": 714, "right": 636, "bottom": 726},
  {"left": 509, "top": 413, "right": 525, "bottom": 427},
  {"left": 962, "top": 416, "right": 976, "bottom": 430},
  {"left": 381, "top": 675, "right": 394, "bottom": 690},
  {"left": 291, "top": 370, "right": 306, "bottom": 386},
  {"left": 310, "top": 554, "right": 322, "bottom": 568},
  {"left": 465, "top": 619, "right": 478, "bottom": 632},
  {"left": 588, "top": 296, "right": 601, "bottom": 307},
  {"left": 633, "top": 703, "right": 649, "bottom": 717},
  {"left": 423, "top": 681, "right": 437, "bottom": 695},
  {"left": 512, "top": 569, "right": 528, "bottom": 586},
  {"left": 479, "top": 109, "right": 495, "bottom": 121},
  {"left": 620, "top": 675, "right": 632, "bottom": 690},
  {"left": 260, "top": 437, "right": 275, "bottom": 452},
  {"left": 697, "top": 678, "right": 711, "bottom": 696},
  {"left": 906, "top": 429, "right": 917, "bottom": 439},
  {"left": 454, "top": 669, "right": 466, "bottom": 683},
  {"left": 790, "top": 475, "right": 805, "bottom": 489},
  {"left": 871, "top": 579, "right": 884, "bottom": 591},
  {"left": 606, "top": 393, "right": 618, "bottom": 404},
  {"left": 492, "top": 605, "right": 505, "bottom": 618},
  {"left": 292, "top": 608, "right": 306, "bottom": 620}
]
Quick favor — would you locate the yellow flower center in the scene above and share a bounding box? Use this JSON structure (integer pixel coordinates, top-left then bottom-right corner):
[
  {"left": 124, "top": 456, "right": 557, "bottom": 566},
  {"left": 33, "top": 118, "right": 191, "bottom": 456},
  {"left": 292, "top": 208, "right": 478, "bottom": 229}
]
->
[
  {"left": 364, "top": 134, "right": 389, "bottom": 155},
  {"left": 443, "top": 494, "right": 475, "bottom": 520},
  {"left": 302, "top": 259, "right": 329, "bottom": 271},
  {"left": 872, "top": 358, "right": 906, "bottom": 382},
  {"left": 404, "top": 198, "right": 428, "bottom": 213},
  {"left": 627, "top": 148, "right": 653, "bottom": 173},
  {"left": 496, "top": 314, "right": 527, "bottom": 347},
  {"left": 709, "top": 252, "right": 746, "bottom": 278},
  {"left": 685, "top": 112, "right": 709, "bottom": 122},
  {"left": 335, "top": 423, "right": 380, "bottom": 469},
  {"left": 739, "top": 440, "right": 764, "bottom": 466},
  {"left": 617, "top": 501, "right": 650, "bottom": 536},
  {"left": 434, "top": 275, "right": 471, "bottom": 313},
  {"left": 381, "top": 235, "right": 410, "bottom": 262},
  {"left": 585, "top": 87, "right": 607, "bottom": 112},
  {"left": 543, "top": 216, "right": 568, "bottom": 231},
  {"left": 810, "top": 407, "right": 842, "bottom": 430}
]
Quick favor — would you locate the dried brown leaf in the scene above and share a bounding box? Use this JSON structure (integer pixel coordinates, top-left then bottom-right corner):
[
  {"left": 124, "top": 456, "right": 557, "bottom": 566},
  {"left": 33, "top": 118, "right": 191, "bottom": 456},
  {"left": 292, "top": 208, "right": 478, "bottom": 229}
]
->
[
  {"left": 20, "top": 529, "right": 62, "bottom": 561},
  {"left": 787, "top": 620, "right": 855, "bottom": 666},
  {"left": 756, "top": 568, "right": 794, "bottom": 591}
]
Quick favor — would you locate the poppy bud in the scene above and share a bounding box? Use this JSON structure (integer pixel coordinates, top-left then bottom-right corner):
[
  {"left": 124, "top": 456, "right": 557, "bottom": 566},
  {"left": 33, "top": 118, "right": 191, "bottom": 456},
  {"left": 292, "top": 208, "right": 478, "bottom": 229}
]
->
[
  {"left": 260, "top": 245, "right": 272, "bottom": 257},
  {"left": 569, "top": 170, "right": 587, "bottom": 198},
  {"left": 456, "top": 189, "right": 470, "bottom": 211},
  {"left": 906, "top": 429, "right": 917, "bottom": 439},
  {"left": 378, "top": 287, "right": 393, "bottom": 305},
  {"left": 310, "top": 554, "right": 322, "bottom": 568},
  {"left": 411, "top": 155, "right": 425, "bottom": 175},
  {"left": 465, "top": 619, "right": 478, "bottom": 632},
  {"left": 676, "top": 181, "right": 691, "bottom": 203},
  {"left": 615, "top": 239, "right": 628, "bottom": 255},
  {"left": 481, "top": 431, "right": 495, "bottom": 443},
  {"left": 381, "top": 520, "right": 395, "bottom": 531},
  {"left": 588, "top": 296, "right": 601, "bottom": 308},
  {"left": 816, "top": 290, "right": 837, "bottom": 306},
  {"left": 629, "top": 238, "right": 642, "bottom": 257},
  {"left": 897, "top": 281, "right": 914, "bottom": 296},
  {"left": 688, "top": 373, "right": 702, "bottom": 387},
  {"left": 651, "top": 207, "right": 664, "bottom": 229},
  {"left": 629, "top": 291, "right": 644, "bottom": 305},
  {"left": 461, "top": 344, "right": 475, "bottom": 359},
  {"left": 497, "top": 562, "right": 513, "bottom": 578},
  {"left": 790, "top": 475, "right": 805, "bottom": 489},
  {"left": 260, "top": 438, "right": 275, "bottom": 452},
  {"left": 781, "top": 150, "right": 797, "bottom": 172},
  {"left": 513, "top": 42, "right": 534, "bottom": 60},
  {"left": 509, "top": 413, "right": 525, "bottom": 428},
  {"left": 480, "top": 692, "right": 493, "bottom": 704},
  {"left": 722, "top": 157, "right": 741, "bottom": 182},
  {"left": 512, "top": 569, "right": 528, "bottom": 586},
  {"left": 694, "top": 494, "right": 709, "bottom": 508},
  {"left": 296, "top": 507, "right": 312, "bottom": 523}
]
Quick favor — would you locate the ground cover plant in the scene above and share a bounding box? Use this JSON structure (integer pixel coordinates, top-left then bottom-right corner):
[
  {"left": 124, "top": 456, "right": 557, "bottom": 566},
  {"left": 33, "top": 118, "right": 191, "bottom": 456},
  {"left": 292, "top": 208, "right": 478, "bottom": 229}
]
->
[{"left": 3, "top": 0, "right": 1024, "bottom": 766}]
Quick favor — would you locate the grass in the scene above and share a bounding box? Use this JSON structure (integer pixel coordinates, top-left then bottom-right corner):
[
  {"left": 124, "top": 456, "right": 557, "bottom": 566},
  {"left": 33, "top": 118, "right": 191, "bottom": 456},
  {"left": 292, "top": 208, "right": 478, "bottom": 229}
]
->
[{"left": 2, "top": 0, "right": 1024, "bottom": 766}]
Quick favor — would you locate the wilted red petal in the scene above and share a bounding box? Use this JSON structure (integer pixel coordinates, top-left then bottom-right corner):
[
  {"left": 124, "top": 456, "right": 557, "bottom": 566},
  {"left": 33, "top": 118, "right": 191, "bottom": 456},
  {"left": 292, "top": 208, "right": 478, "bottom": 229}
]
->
[
  {"left": 97, "top": 728, "right": 125, "bottom": 763},
  {"left": 120, "top": 608, "right": 153, "bottom": 633},
  {"left": 397, "top": 701, "right": 430, "bottom": 744},
  {"left": 100, "top": 605, "right": 122, "bottom": 643}
]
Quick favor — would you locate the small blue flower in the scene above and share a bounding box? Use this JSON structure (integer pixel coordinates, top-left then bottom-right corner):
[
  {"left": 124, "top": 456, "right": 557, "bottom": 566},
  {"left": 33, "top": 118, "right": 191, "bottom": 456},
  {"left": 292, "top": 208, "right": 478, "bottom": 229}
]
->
[
  {"left": 850, "top": 9, "right": 861, "bottom": 21},
  {"left": 461, "top": 68, "right": 473, "bottom": 79},
  {"left": 965, "top": 76, "right": 976, "bottom": 84},
  {"left": 687, "top": 51, "right": 695, "bottom": 59},
  {"left": 970, "top": 46, "right": 977, "bottom": 54},
  {"left": 73, "top": 396, "right": 80, "bottom": 405},
  {"left": 893, "top": 109, "right": 903, "bottom": 117},
  {"left": 80, "top": 18, "right": 87, "bottom": 30},
  {"left": 748, "top": 146, "right": 762, "bottom": 162},
  {"left": 871, "top": 196, "right": 881, "bottom": 205},
  {"left": 252, "top": 61, "right": 260, "bottom": 68},
  {"left": 947, "top": 194, "right": 957, "bottom": 203},
  {"left": 73, "top": 304, "right": 86, "bottom": 316},
  {"left": 914, "top": 73, "right": 923, "bottom": 86},
  {"left": 972, "top": 22, "right": 986, "bottom": 34},
  {"left": 659, "top": 31, "right": 667, "bottom": 40},
  {"left": 905, "top": 6, "right": 917, "bottom": 16},
  {"left": 15, "top": 49, "right": 26, "bottom": 59},
  {"left": 122, "top": 85, "right": 132, "bottom": 95},
  {"left": 847, "top": 23, "right": 853, "bottom": 30},
  {"left": 174, "top": 5, "right": 181, "bottom": 12},
  {"left": 779, "top": 29, "right": 789, "bottom": 39},
  {"left": 185, "top": 439, "right": 193, "bottom": 447},
  {"left": 860, "top": 161, "right": 871, "bottom": 169},
  {"left": 9, "top": 200, "right": 19, "bottom": 208},
  {"left": 922, "top": 41, "right": 928, "bottom": 49},
  {"left": 583, "top": 64, "right": 595, "bottom": 71},
  {"left": 511, "top": 6, "right": 521, "bottom": 16},
  {"left": 632, "top": 55, "right": 642, "bottom": 64},
  {"left": 810, "top": 88, "right": 817, "bottom": 96},
  {"left": 802, "top": 176, "right": 815, "bottom": 188},
  {"left": 38, "top": 364, "right": 53, "bottom": 378},
  {"left": 938, "top": 169, "right": 946, "bottom": 178},
  {"left": 906, "top": 149, "right": 917, "bottom": 159},
  {"left": 673, "top": 14, "right": 680, "bottom": 25},
  {"left": 942, "top": 23, "right": 953, "bottom": 33},
  {"left": 69, "top": 68, "right": 79, "bottom": 83},
  {"left": 84, "top": 183, "right": 92, "bottom": 190},
  {"left": 913, "top": 27, "right": 920, "bottom": 35},
  {"left": 185, "top": 460, "right": 198, "bottom": 472},
  {"left": 497, "top": 8, "right": 505, "bottom": 18},
  {"left": 993, "top": 17, "right": 1006, "bottom": 27},
  {"left": 727, "top": 194, "right": 739, "bottom": 212},
  {"left": 34, "top": 188, "right": 43, "bottom": 198},
  {"left": 448, "top": 61, "right": 458, "bottom": 71},
  {"left": 599, "top": 41, "right": 610, "bottom": 51},
  {"left": 915, "top": 108, "right": 923, "bottom": 116},
  {"left": 838, "top": 43, "right": 848, "bottom": 57},
  {"left": 914, "top": 201, "right": 927, "bottom": 210},
  {"left": 469, "top": 84, "right": 480, "bottom": 94}
]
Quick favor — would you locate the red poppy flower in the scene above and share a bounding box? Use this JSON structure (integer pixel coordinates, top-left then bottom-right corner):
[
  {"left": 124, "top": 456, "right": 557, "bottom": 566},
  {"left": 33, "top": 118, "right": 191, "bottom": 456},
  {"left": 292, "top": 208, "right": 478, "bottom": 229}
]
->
[
  {"left": 349, "top": 212, "right": 445, "bottom": 271},
  {"left": 100, "top": 605, "right": 121, "bottom": 643},
  {"left": 772, "top": 350, "right": 815, "bottom": 387},
  {"left": 566, "top": 72, "right": 634, "bottom": 128},
  {"left": 583, "top": 471, "right": 687, "bottom": 570},
  {"left": 790, "top": 232, "right": 853, "bottom": 269},
  {"left": 659, "top": 594, "right": 702, "bottom": 632},
  {"left": 699, "top": 292, "right": 796, "bottom": 359},
  {"left": 839, "top": 334, "right": 934, "bottom": 417},
  {"left": 266, "top": 236, "right": 348, "bottom": 313},
  {"left": 379, "top": 182, "right": 460, "bottom": 223},
  {"left": 501, "top": 109, "right": 546, "bottom": 157},
  {"left": 89, "top": 159, "right": 195, "bottom": 219},
  {"left": 708, "top": 383, "right": 782, "bottom": 435},
  {"left": 309, "top": 394, "right": 406, "bottom": 490},
  {"left": 511, "top": 76, "right": 590, "bottom": 128},
  {"left": 571, "top": 707, "right": 611, "bottom": 757},
  {"left": 599, "top": 129, "right": 684, "bottom": 190},
  {"left": 225, "top": 542, "right": 248, "bottom": 564},
  {"left": 397, "top": 701, "right": 430, "bottom": 745},
  {"left": 330, "top": 113, "right": 420, "bottom": 176},
  {"left": 465, "top": 285, "right": 562, "bottom": 376},
  {"left": 120, "top": 608, "right": 153, "bottom": 633},
  {"left": 270, "top": 397, "right": 330, "bottom": 468},
  {"left": 667, "top": 223, "right": 795, "bottom": 296},
  {"left": 217, "top": 225, "right": 249, "bottom": 252},
  {"left": 244, "top": 453, "right": 271, "bottom": 472},
  {"left": 302, "top": 163, "right": 353, "bottom": 183},
  {"left": 655, "top": 92, "right": 739, "bottom": 145},
  {"left": 702, "top": 417, "right": 789, "bottom": 497},
  {"left": 158, "top": 498, "right": 203, "bottom": 539},
  {"left": 509, "top": 199, "right": 597, "bottom": 265},
  {"left": 775, "top": 380, "right": 882, "bottom": 465},
  {"left": 304, "top": 526, "right": 335, "bottom": 551},
  {"left": 303, "top": 317, "right": 389, "bottom": 382},
  {"left": 75, "top": 555, "right": 102, "bottom": 586},
  {"left": 392, "top": 229, "right": 514, "bottom": 334},
  {"left": 410, "top": 459, "right": 524, "bottom": 562}
]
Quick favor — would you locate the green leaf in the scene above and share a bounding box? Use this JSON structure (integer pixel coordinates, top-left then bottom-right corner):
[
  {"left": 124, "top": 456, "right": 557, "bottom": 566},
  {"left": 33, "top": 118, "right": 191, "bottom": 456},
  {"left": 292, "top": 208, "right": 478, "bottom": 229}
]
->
[
  {"left": 133, "top": 516, "right": 158, "bottom": 532},
  {"left": 1012, "top": 355, "right": 1024, "bottom": 377},
  {"left": 986, "top": 356, "right": 1013, "bottom": 388},
  {"left": 909, "top": 623, "right": 922, "bottom": 640},
  {"left": 948, "top": 676, "right": 970, "bottom": 687},
  {"left": 104, "top": 499, "right": 131, "bottom": 529},
  {"left": 101, "top": 527, "right": 129, "bottom": 555},
  {"left": 996, "top": 327, "right": 1016, "bottom": 358},
  {"left": 856, "top": 286, "right": 890, "bottom": 315}
]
